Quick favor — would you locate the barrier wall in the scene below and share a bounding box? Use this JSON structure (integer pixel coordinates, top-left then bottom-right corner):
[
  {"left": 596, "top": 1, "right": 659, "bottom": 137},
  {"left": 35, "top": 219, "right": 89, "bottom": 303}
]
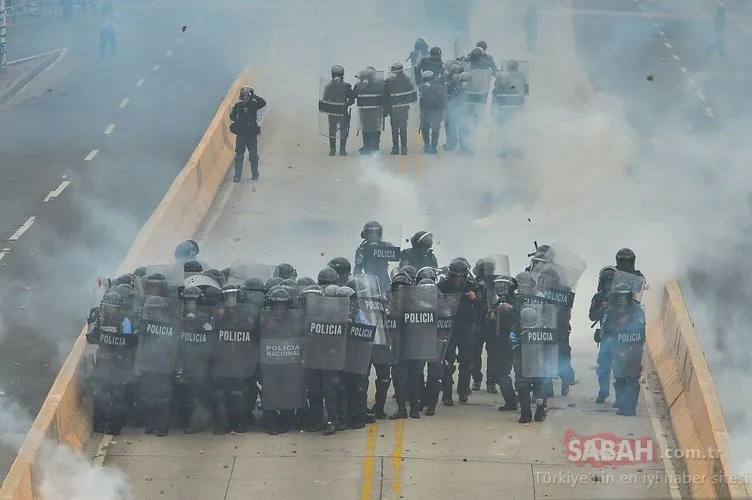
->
[
  {"left": 647, "top": 280, "right": 748, "bottom": 499},
  {"left": 0, "top": 66, "right": 257, "bottom": 500}
]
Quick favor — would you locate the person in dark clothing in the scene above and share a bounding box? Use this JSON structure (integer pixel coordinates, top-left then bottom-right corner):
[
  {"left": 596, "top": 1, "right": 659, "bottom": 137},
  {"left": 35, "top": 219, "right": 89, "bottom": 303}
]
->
[
  {"left": 409, "top": 38, "right": 430, "bottom": 85},
  {"left": 399, "top": 231, "right": 438, "bottom": 269},
  {"left": 417, "top": 46, "right": 444, "bottom": 82},
  {"left": 230, "top": 86, "right": 267, "bottom": 182},
  {"left": 590, "top": 266, "right": 616, "bottom": 403}
]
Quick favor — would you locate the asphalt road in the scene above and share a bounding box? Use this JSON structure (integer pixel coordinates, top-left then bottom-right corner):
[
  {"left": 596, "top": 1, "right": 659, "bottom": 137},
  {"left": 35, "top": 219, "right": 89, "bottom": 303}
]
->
[
  {"left": 0, "top": 0, "right": 281, "bottom": 482},
  {"left": 570, "top": 0, "right": 751, "bottom": 439}
]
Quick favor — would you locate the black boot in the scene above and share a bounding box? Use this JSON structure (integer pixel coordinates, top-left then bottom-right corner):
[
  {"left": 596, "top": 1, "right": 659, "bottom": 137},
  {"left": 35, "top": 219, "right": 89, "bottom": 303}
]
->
[
  {"left": 409, "top": 405, "right": 421, "bottom": 419},
  {"left": 486, "top": 381, "right": 498, "bottom": 394},
  {"left": 534, "top": 403, "right": 547, "bottom": 422},
  {"left": 389, "top": 405, "right": 408, "bottom": 420},
  {"left": 329, "top": 138, "right": 336, "bottom": 156},
  {"left": 399, "top": 128, "right": 408, "bottom": 155},
  {"left": 430, "top": 130, "right": 440, "bottom": 154},
  {"left": 371, "top": 380, "right": 389, "bottom": 419},
  {"left": 518, "top": 387, "right": 533, "bottom": 423},
  {"left": 390, "top": 129, "right": 399, "bottom": 155},
  {"left": 339, "top": 137, "right": 348, "bottom": 156},
  {"left": 421, "top": 127, "right": 430, "bottom": 152},
  {"left": 323, "top": 420, "right": 337, "bottom": 435},
  {"left": 424, "top": 378, "right": 441, "bottom": 416}
]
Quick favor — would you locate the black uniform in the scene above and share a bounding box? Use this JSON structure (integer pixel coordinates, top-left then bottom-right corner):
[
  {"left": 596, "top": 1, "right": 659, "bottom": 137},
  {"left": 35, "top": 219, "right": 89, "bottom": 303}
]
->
[
  {"left": 385, "top": 72, "right": 417, "bottom": 154},
  {"left": 419, "top": 79, "right": 447, "bottom": 153},
  {"left": 353, "top": 76, "right": 386, "bottom": 153},
  {"left": 443, "top": 77, "right": 463, "bottom": 151},
  {"left": 399, "top": 247, "right": 438, "bottom": 270},
  {"left": 437, "top": 277, "right": 477, "bottom": 402},
  {"left": 417, "top": 55, "right": 444, "bottom": 80},
  {"left": 321, "top": 78, "right": 356, "bottom": 155},
  {"left": 175, "top": 306, "right": 215, "bottom": 433},
  {"left": 230, "top": 96, "right": 267, "bottom": 181},
  {"left": 491, "top": 298, "right": 518, "bottom": 409}
]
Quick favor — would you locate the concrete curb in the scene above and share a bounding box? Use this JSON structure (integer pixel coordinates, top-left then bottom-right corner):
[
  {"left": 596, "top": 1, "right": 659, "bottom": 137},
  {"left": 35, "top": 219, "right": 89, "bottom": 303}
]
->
[
  {"left": 0, "top": 66, "right": 258, "bottom": 500},
  {"left": 0, "top": 48, "right": 66, "bottom": 106}
]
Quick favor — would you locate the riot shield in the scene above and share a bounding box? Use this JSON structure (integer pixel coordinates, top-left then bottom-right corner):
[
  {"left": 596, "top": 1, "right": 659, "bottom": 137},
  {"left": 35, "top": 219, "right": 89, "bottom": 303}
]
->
[
  {"left": 612, "top": 270, "right": 646, "bottom": 304},
  {"left": 400, "top": 284, "right": 439, "bottom": 361},
  {"left": 210, "top": 303, "right": 261, "bottom": 379},
  {"left": 144, "top": 265, "right": 184, "bottom": 286},
  {"left": 362, "top": 223, "right": 402, "bottom": 265},
  {"left": 302, "top": 295, "right": 349, "bottom": 371},
  {"left": 260, "top": 308, "right": 307, "bottom": 410},
  {"left": 356, "top": 71, "right": 385, "bottom": 133},
  {"left": 227, "top": 259, "right": 274, "bottom": 286},
  {"left": 89, "top": 282, "right": 107, "bottom": 326},
  {"left": 318, "top": 77, "right": 350, "bottom": 138},
  {"left": 352, "top": 275, "right": 387, "bottom": 344},
  {"left": 479, "top": 254, "right": 511, "bottom": 309},
  {"left": 538, "top": 243, "right": 587, "bottom": 306},
  {"left": 520, "top": 306, "right": 558, "bottom": 378},
  {"left": 467, "top": 68, "right": 492, "bottom": 107},
  {"left": 342, "top": 306, "right": 376, "bottom": 375},
  {"left": 612, "top": 310, "right": 647, "bottom": 378},
  {"left": 437, "top": 292, "right": 461, "bottom": 360},
  {"left": 177, "top": 305, "right": 216, "bottom": 380},
  {"left": 501, "top": 60, "right": 530, "bottom": 95},
  {"left": 134, "top": 296, "right": 180, "bottom": 374},
  {"left": 184, "top": 274, "right": 222, "bottom": 290}
]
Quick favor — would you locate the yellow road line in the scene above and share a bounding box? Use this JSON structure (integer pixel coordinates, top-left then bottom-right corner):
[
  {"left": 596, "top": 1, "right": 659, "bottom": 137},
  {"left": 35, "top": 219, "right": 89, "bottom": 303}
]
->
[
  {"left": 392, "top": 419, "right": 405, "bottom": 496},
  {"left": 359, "top": 422, "right": 378, "bottom": 500},
  {"left": 414, "top": 130, "right": 423, "bottom": 176}
]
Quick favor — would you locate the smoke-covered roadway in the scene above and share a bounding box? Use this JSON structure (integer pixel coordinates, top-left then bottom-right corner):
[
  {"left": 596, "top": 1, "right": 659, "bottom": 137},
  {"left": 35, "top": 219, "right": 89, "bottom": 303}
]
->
[
  {"left": 571, "top": 0, "right": 752, "bottom": 474},
  {"left": 0, "top": 0, "right": 282, "bottom": 481}
]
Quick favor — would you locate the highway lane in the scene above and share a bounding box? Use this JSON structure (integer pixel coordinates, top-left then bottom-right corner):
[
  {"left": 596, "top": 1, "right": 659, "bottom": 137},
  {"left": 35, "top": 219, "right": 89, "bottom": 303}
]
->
[{"left": 0, "top": 0, "right": 281, "bottom": 482}]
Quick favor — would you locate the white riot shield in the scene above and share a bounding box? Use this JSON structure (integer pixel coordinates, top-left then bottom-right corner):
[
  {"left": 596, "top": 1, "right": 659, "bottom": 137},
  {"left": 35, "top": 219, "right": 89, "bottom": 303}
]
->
[
  {"left": 228, "top": 259, "right": 274, "bottom": 286},
  {"left": 611, "top": 307, "right": 647, "bottom": 378},
  {"left": 500, "top": 60, "right": 530, "bottom": 95},
  {"left": 541, "top": 243, "right": 587, "bottom": 296},
  {"left": 260, "top": 309, "right": 307, "bottom": 410},
  {"left": 355, "top": 71, "right": 385, "bottom": 133},
  {"left": 144, "top": 264, "right": 184, "bottom": 297},
  {"left": 478, "top": 255, "right": 511, "bottom": 309},
  {"left": 353, "top": 275, "right": 387, "bottom": 346},
  {"left": 400, "top": 283, "right": 440, "bottom": 361},
  {"left": 303, "top": 295, "right": 349, "bottom": 371},
  {"left": 437, "top": 292, "right": 461, "bottom": 360},
  {"left": 318, "top": 77, "right": 351, "bottom": 138},
  {"left": 466, "top": 68, "right": 492, "bottom": 107},
  {"left": 612, "top": 271, "right": 646, "bottom": 304},
  {"left": 520, "top": 305, "right": 558, "bottom": 378}
]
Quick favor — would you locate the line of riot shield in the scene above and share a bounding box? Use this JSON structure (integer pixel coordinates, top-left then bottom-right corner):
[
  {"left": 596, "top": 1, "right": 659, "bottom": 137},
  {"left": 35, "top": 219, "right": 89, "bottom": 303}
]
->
[
  {"left": 400, "top": 283, "right": 439, "bottom": 361},
  {"left": 437, "top": 292, "right": 461, "bottom": 360},
  {"left": 227, "top": 259, "right": 274, "bottom": 286},
  {"left": 134, "top": 296, "right": 180, "bottom": 375},
  {"left": 260, "top": 308, "right": 307, "bottom": 410},
  {"left": 356, "top": 70, "right": 385, "bottom": 134},
  {"left": 144, "top": 264, "right": 184, "bottom": 297},
  {"left": 480, "top": 254, "right": 511, "bottom": 309},
  {"left": 612, "top": 270, "right": 646, "bottom": 304},
  {"left": 372, "top": 291, "right": 403, "bottom": 365},
  {"left": 500, "top": 60, "right": 530, "bottom": 95},
  {"left": 210, "top": 303, "right": 261, "bottom": 379},
  {"left": 177, "top": 305, "right": 216, "bottom": 380},
  {"left": 352, "top": 275, "right": 387, "bottom": 345},
  {"left": 302, "top": 295, "right": 349, "bottom": 371},
  {"left": 319, "top": 76, "right": 350, "bottom": 139},
  {"left": 342, "top": 304, "right": 376, "bottom": 375},
  {"left": 519, "top": 304, "right": 558, "bottom": 378},
  {"left": 612, "top": 309, "right": 647, "bottom": 378}
]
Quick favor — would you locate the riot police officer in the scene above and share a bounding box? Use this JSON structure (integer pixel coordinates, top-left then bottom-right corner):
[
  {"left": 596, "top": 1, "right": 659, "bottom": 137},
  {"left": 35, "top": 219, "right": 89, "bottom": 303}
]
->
[
  {"left": 537, "top": 266, "right": 575, "bottom": 395},
  {"left": 230, "top": 85, "right": 267, "bottom": 181},
  {"left": 328, "top": 257, "right": 353, "bottom": 285},
  {"left": 385, "top": 62, "right": 417, "bottom": 155},
  {"left": 399, "top": 231, "right": 438, "bottom": 269},
  {"left": 417, "top": 46, "right": 444, "bottom": 82},
  {"left": 442, "top": 63, "right": 465, "bottom": 151},
  {"left": 471, "top": 258, "right": 496, "bottom": 392},
  {"left": 274, "top": 263, "right": 298, "bottom": 281},
  {"left": 319, "top": 65, "right": 356, "bottom": 156},
  {"left": 513, "top": 307, "right": 550, "bottom": 423},
  {"left": 354, "top": 220, "right": 396, "bottom": 293},
  {"left": 86, "top": 291, "right": 137, "bottom": 435},
  {"left": 591, "top": 266, "right": 616, "bottom": 403},
  {"left": 491, "top": 276, "right": 519, "bottom": 411},
  {"left": 419, "top": 70, "right": 447, "bottom": 154},
  {"left": 474, "top": 41, "right": 498, "bottom": 73},
  {"left": 615, "top": 248, "right": 645, "bottom": 279},
  {"left": 465, "top": 46, "right": 495, "bottom": 72},
  {"left": 353, "top": 67, "right": 386, "bottom": 154},
  {"left": 438, "top": 259, "right": 478, "bottom": 404}
]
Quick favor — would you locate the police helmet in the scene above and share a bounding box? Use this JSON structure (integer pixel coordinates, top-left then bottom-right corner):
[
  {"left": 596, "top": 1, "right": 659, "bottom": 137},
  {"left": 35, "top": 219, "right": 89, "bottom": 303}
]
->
[
  {"left": 599, "top": 266, "right": 617, "bottom": 282},
  {"left": 146, "top": 273, "right": 168, "bottom": 295},
  {"left": 429, "top": 46, "right": 441, "bottom": 57},
  {"left": 418, "top": 278, "right": 436, "bottom": 286},
  {"left": 183, "top": 286, "right": 202, "bottom": 301},
  {"left": 102, "top": 291, "right": 123, "bottom": 308},
  {"left": 133, "top": 266, "right": 147, "bottom": 278},
  {"left": 415, "top": 38, "right": 428, "bottom": 51},
  {"left": 448, "top": 259, "right": 469, "bottom": 277},
  {"left": 239, "top": 85, "right": 254, "bottom": 100},
  {"left": 530, "top": 244, "right": 554, "bottom": 269},
  {"left": 400, "top": 266, "right": 418, "bottom": 281},
  {"left": 331, "top": 65, "right": 345, "bottom": 79},
  {"left": 174, "top": 240, "right": 198, "bottom": 261},
  {"left": 473, "top": 257, "right": 495, "bottom": 277},
  {"left": 519, "top": 307, "right": 539, "bottom": 329},
  {"left": 143, "top": 295, "right": 168, "bottom": 320},
  {"left": 493, "top": 276, "right": 517, "bottom": 298},
  {"left": 296, "top": 276, "right": 316, "bottom": 287},
  {"left": 200, "top": 286, "right": 221, "bottom": 306},
  {"left": 112, "top": 283, "right": 134, "bottom": 303},
  {"left": 615, "top": 248, "right": 636, "bottom": 270},
  {"left": 302, "top": 285, "right": 324, "bottom": 296},
  {"left": 410, "top": 230, "right": 433, "bottom": 250},
  {"left": 317, "top": 267, "right": 339, "bottom": 286},
  {"left": 507, "top": 60, "right": 519, "bottom": 71},
  {"left": 390, "top": 61, "right": 404, "bottom": 72},
  {"left": 391, "top": 274, "right": 412, "bottom": 289},
  {"left": 450, "top": 63, "right": 463, "bottom": 74},
  {"left": 610, "top": 283, "right": 633, "bottom": 308},
  {"left": 242, "top": 277, "right": 266, "bottom": 292},
  {"left": 221, "top": 284, "right": 242, "bottom": 306},
  {"left": 323, "top": 284, "right": 340, "bottom": 297},
  {"left": 274, "top": 263, "right": 297, "bottom": 280},
  {"left": 537, "top": 266, "right": 560, "bottom": 287},
  {"left": 184, "top": 260, "right": 203, "bottom": 273},
  {"left": 335, "top": 286, "right": 356, "bottom": 298},
  {"left": 516, "top": 271, "right": 535, "bottom": 288},
  {"left": 361, "top": 221, "right": 383, "bottom": 241},
  {"left": 415, "top": 267, "right": 437, "bottom": 283},
  {"left": 203, "top": 269, "right": 226, "bottom": 287},
  {"left": 279, "top": 279, "right": 295, "bottom": 288},
  {"left": 268, "top": 287, "right": 292, "bottom": 303},
  {"left": 421, "top": 70, "right": 435, "bottom": 81},
  {"left": 470, "top": 47, "right": 483, "bottom": 58},
  {"left": 114, "top": 274, "right": 136, "bottom": 286},
  {"left": 459, "top": 71, "right": 471, "bottom": 82},
  {"left": 476, "top": 40, "right": 488, "bottom": 51},
  {"left": 265, "top": 276, "right": 284, "bottom": 290},
  {"left": 328, "top": 257, "right": 352, "bottom": 277}
]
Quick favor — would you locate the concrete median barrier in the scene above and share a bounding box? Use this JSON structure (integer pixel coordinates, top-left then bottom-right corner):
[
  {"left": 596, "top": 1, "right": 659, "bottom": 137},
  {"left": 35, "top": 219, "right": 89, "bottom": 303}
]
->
[
  {"left": 647, "top": 280, "right": 748, "bottom": 500},
  {"left": 0, "top": 65, "right": 258, "bottom": 500}
]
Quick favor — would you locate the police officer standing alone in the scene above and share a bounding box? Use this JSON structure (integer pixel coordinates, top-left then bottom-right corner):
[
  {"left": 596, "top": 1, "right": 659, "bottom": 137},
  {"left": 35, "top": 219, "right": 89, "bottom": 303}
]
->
[
  {"left": 319, "top": 65, "right": 356, "bottom": 156},
  {"left": 230, "top": 86, "right": 267, "bottom": 182},
  {"left": 384, "top": 62, "right": 417, "bottom": 155}
]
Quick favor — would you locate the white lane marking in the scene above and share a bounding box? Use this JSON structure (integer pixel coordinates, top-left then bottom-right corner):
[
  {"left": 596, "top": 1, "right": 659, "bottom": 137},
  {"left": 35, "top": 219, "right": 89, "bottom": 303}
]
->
[
  {"left": 680, "top": 66, "right": 687, "bottom": 74},
  {"left": 197, "top": 17, "right": 203, "bottom": 24},
  {"left": 119, "top": 98, "right": 130, "bottom": 108},
  {"left": 0, "top": 249, "right": 10, "bottom": 263},
  {"left": 663, "top": 41, "right": 672, "bottom": 49},
  {"left": 176, "top": 38, "right": 183, "bottom": 44},
  {"left": 136, "top": 78, "right": 146, "bottom": 86},
  {"left": 43, "top": 180, "right": 72, "bottom": 202},
  {"left": 9, "top": 217, "right": 36, "bottom": 241},
  {"left": 659, "top": 30, "right": 665, "bottom": 37},
  {"left": 696, "top": 90, "right": 706, "bottom": 102},
  {"left": 166, "top": 50, "right": 173, "bottom": 57},
  {"left": 152, "top": 64, "right": 160, "bottom": 71},
  {"left": 687, "top": 76, "right": 695, "bottom": 85},
  {"left": 104, "top": 123, "right": 115, "bottom": 135},
  {"left": 672, "top": 54, "right": 680, "bottom": 60},
  {"left": 704, "top": 106, "right": 715, "bottom": 118},
  {"left": 84, "top": 149, "right": 99, "bottom": 161},
  {"left": 653, "top": 21, "right": 659, "bottom": 27}
]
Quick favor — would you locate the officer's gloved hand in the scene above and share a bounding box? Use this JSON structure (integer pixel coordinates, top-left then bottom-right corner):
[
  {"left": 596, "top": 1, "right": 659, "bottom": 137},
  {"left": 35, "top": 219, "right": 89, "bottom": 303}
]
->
[{"left": 593, "top": 329, "right": 602, "bottom": 344}]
